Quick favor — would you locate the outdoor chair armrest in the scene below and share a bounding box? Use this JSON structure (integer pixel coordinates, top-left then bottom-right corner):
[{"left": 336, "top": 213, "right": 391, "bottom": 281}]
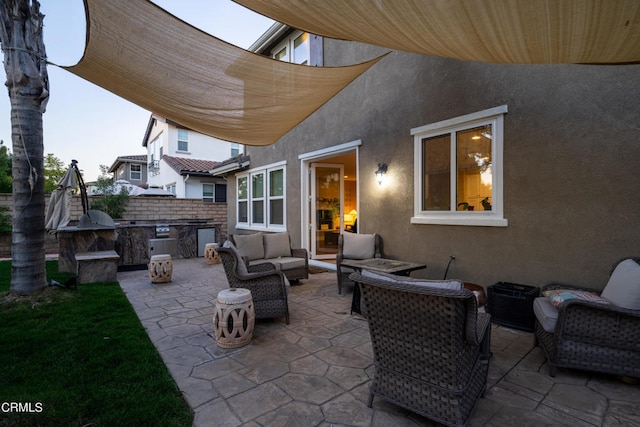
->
[
  {"left": 291, "top": 248, "right": 308, "bottom": 259},
  {"left": 247, "top": 263, "right": 277, "bottom": 273},
  {"left": 236, "top": 268, "right": 281, "bottom": 281},
  {"left": 558, "top": 297, "right": 640, "bottom": 318},
  {"left": 476, "top": 312, "right": 492, "bottom": 359},
  {"left": 555, "top": 298, "right": 640, "bottom": 349},
  {"left": 464, "top": 297, "right": 491, "bottom": 346}
]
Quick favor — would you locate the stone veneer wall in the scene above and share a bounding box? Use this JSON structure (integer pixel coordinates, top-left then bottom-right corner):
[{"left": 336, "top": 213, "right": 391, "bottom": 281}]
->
[{"left": 0, "top": 193, "right": 227, "bottom": 257}]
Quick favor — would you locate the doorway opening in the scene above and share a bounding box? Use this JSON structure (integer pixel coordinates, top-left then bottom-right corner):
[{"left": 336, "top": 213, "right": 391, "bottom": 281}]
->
[{"left": 301, "top": 147, "right": 358, "bottom": 260}]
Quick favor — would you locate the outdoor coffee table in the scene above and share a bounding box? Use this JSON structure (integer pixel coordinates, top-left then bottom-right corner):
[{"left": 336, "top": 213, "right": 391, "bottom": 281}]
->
[{"left": 341, "top": 258, "right": 426, "bottom": 314}]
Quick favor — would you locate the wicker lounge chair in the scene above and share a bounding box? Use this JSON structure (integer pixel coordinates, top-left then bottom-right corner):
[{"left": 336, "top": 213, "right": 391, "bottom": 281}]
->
[
  {"left": 218, "top": 245, "right": 290, "bottom": 324},
  {"left": 354, "top": 270, "right": 491, "bottom": 427},
  {"left": 534, "top": 257, "right": 640, "bottom": 378},
  {"left": 336, "top": 233, "right": 382, "bottom": 294},
  {"left": 230, "top": 232, "right": 309, "bottom": 282}
]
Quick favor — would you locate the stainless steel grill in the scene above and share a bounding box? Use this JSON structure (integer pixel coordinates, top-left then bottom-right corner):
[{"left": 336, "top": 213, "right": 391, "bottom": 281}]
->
[{"left": 155, "top": 224, "right": 170, "bottom": 238}]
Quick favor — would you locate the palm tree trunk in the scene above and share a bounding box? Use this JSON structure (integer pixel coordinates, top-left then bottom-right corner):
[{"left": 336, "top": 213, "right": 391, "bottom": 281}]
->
[{"left": 0, "top": 0, "right": 49, "bottom": 294}]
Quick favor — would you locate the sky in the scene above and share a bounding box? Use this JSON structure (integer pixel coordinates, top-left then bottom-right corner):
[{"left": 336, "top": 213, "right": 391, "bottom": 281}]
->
[{"left": 0, "top": 0, "right": 274, "bottom": 182}]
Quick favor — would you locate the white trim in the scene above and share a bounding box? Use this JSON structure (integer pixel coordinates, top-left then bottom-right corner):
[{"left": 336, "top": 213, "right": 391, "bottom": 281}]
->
[
  {"left": 249, "top": 22, "right": 289, "bottom": 53},
  {"left": 244, "top": 160, "right": 287, "bottom": 174},
  {"left": 411, "top": 105, "right": 508, "bottom": 135},
  {"left": 411, "top": 215, "right": 508, "bottom": 227},
  {"left": 235, "top": 161, "right": 287, "bottom": 231},
  {"left": 299, "top": 141, "right": 361, "bottom": 257},
  {"left": 298, "top": 140, "right": 362, "bottom": 160},
  {"left": 236, "top": 224, "right": 287, "bottom": 233},
  {"left": 413, "top": 105, "right": 508, "bottom": 227}
]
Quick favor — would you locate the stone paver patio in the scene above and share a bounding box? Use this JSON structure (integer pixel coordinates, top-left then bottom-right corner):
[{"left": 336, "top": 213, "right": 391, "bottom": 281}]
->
[{"left": 117, "top": 258, "right": 640, "bottom": 426}]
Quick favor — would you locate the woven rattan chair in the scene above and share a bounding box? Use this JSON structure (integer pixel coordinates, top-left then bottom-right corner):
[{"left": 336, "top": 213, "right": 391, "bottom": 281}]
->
[
  {"left": 230, "top": 233, "right": 309, "bottom": 282},
  {"left": 336, "top": 233, "right": 382, "bottom": 294},
  {"left": 534, "top": 257, "right": 640, "bottom": 378},
  {"left": 354, "top": 271, "right": 491, "bottom": 427},
  {"left": 218, "top": 246, "right": 290, "bottom": 324}
]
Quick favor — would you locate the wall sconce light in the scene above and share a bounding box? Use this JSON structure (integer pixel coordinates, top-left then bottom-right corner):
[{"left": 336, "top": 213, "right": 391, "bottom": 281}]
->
[{"left": 375, "top": 163, "right": 387, "bottom": 185}]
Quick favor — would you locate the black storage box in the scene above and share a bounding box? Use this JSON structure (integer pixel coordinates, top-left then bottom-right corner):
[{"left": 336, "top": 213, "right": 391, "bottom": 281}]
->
[{"left": 487, "top": 282, "right": 540, "bottom": 332}]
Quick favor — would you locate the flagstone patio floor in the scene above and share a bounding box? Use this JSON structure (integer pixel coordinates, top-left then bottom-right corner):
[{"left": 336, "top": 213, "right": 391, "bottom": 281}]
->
[{"left": 117, "top": 257, "right": 640, "bottom": 427}]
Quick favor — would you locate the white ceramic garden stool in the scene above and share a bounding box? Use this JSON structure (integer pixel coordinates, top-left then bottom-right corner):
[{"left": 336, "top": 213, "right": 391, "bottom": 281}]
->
[
  {"left": 149, "top": 254, "right": 172, "bottom": 283},
  {"left": 213, "top": 288, "right": 255, "bottom": 348},
  {"left": 204, "top": 243, "right": 220, "bottom": 264}
]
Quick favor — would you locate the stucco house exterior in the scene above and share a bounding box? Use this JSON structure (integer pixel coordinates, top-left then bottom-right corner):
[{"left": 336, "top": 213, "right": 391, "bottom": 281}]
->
[
  {"left": 217, "top": 26, "right": 640, "bottom": 289},
  {"left": 107, "top": 154, "right": 148, "bottom": 188},
  {"left": 143, "top": 114, "right": 240, "bottom": 200}
]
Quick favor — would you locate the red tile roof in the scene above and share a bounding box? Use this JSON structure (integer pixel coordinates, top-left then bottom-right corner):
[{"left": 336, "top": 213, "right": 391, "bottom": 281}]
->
[{"left": 163, "top": 155, "right": 219, "bottom": 176}]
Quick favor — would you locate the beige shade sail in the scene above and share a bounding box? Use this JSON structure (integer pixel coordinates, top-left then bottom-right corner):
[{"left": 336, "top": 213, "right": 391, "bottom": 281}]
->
[
  {"left": 234, "top": 0, "right": 640, "bottom": 64},
  {"left": 64, "top": 0, "right": 386, "bottom": 146}
]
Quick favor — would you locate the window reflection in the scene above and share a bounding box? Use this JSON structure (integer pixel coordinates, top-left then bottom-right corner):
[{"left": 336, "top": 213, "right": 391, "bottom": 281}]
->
[{"left": 456, "top": 126, "right": 492, "bottom": 211}]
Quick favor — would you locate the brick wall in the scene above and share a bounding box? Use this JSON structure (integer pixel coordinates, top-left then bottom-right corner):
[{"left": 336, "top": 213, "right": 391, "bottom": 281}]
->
[{"left": 0, "top": 193, "right": 228, "bottom": 257}]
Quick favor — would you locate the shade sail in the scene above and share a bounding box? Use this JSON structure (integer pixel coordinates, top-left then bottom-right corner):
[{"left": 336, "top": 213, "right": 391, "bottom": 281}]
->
[
  {"left": 234, "top": 0, "right": 640, "bottom": 64},
  {"left": 64, "top": 0, "right": 385, "bottom": 146}
]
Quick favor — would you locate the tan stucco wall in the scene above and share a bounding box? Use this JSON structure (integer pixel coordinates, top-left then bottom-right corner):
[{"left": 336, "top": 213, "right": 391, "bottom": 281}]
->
[{"left": 228, "top": 41, "right": 640, "bottom": 290}]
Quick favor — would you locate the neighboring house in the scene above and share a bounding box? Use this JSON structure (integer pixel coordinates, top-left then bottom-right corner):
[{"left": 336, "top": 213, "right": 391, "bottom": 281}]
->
[
  {"left": 249, "top": 22, "right": 323, "bottom": 66},
  {"left": 107, "top": 154, "right": 148, "bottom": 188},
  {"left": 218, "top": 25, "right": 640, "bottom": 288},
  {"left": 84, "top": 181, "right": 99, "bottom": 196},
  {"left": 162, "top": 156, "right": 226, "bottom": 202},
  {"left": 142, "top": 114, "right": 239, "bottom": 199}
]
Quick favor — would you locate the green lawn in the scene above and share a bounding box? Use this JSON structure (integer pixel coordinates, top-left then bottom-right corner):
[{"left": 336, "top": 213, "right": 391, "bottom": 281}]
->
[{"left": 0, "top": 261, "right": 193, "bottom": 427}]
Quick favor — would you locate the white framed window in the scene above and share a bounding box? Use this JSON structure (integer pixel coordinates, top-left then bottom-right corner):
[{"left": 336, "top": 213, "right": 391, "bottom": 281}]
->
[
  {"left": 412, "top": 105, "right": 508, "bottom": 227},
  {"left": 177, "top": 129, "right": 188, "bottom": 152},
  {"left": 231, "top": 142, "right": 240, "bottom": 157},
  {"left": 215, "top": 183, "right": 227, "bottom": 203},
  {"left": 129, "top": 164, "right": 142, "bottom": 181},
  {"left": 202, "top": 184, "right": 214, "bottom": 203},
  {"left": 236, "top": 161, "right": 286, "bottom": 230},
  {"left": 292, "top": 32, "right": 309, "bottom": 65},
  {"left": 166, "top": 183, "right": 176, "bottom": 195},
  {"left": 269, "top": 169, "right": 284, "bottom": 226},
  {"left": 272, "top": 31, "right": 309, "bottom": 65}
]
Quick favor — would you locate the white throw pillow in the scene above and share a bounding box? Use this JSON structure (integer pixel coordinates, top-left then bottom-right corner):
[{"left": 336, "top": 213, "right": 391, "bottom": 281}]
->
[
  {"left": 600, "top": 259, "right": 640, "bottom": 310},
  {"left": 342, "top": 233, "right": 375, "bottom": 259},
  {"left": 234, "top": 233, "right": 264, "bottom": 261},
  {"left": 263, "top": 232, "right": 292, "bottom": 259}
]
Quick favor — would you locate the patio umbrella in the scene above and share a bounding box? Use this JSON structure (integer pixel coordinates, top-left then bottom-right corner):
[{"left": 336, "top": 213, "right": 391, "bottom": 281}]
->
[{"left": 45, "top": 164, "right": 77, "bottom": 232}]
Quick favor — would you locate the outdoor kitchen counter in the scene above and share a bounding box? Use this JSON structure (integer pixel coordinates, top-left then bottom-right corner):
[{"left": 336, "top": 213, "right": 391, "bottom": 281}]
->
[
  {"left": 57, "top": 225, "right": 118, "bottom": 273},
  {"left": 57, "top": 222, "right": 222, "bottom": 273},
  {"left": 115, "top": 222, "right": 222, "bottom": 268}
]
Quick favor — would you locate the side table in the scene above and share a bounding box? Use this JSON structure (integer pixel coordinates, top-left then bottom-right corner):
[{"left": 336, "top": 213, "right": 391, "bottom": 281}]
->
[
  {"left": 213, "top": 288, "right": 255, "bottom": 348},
  {"left": 204, "top": 243, "right": 220, "bottom": 264},
  {"left": 149, "top": 254, "right": 172, "bottom": 283}
]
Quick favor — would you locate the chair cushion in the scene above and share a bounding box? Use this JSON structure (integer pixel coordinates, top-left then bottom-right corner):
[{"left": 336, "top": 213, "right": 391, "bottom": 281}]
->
[
  {"left": 234, "top": 233, "right": 264, "bottom": 261},
  {"left": 263, "top": 232, "right": 292, "bottom": 259},
  {"left": 360, "top": 269, "right": 462, "bottom": 291},
  {"left": 542, "top": 289, "right": 610, "bottom": 307},
  {"left": 533, "top": 297, "right": 558, "bottom": 333},
  {"left": 249, "top": 257, "right": 305, "bottom": 271},
  {"left": 342, "top": 233, "right": 375, "bottom": 259},
  {"left": 222, "top": 240, "right": 248, "bottom": 275},
  {"left": 600, "top": 259, "right": 640, "bottom": 310}
]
